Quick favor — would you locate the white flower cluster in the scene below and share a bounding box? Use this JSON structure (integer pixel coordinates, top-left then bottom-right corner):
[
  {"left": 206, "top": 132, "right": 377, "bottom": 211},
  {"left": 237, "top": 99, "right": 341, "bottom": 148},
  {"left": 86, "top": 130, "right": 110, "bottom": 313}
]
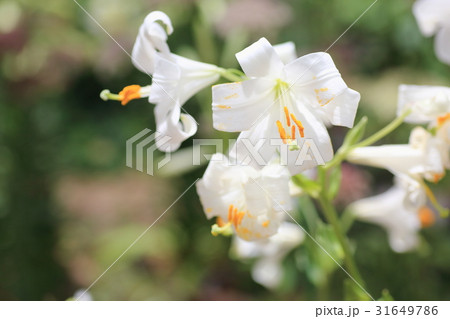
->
[
  {"left": 348, "top": 85, "right": 450, "bottom": 253},
  {"left": 103, "top": 9, "right": 450, "bottom": 288}
]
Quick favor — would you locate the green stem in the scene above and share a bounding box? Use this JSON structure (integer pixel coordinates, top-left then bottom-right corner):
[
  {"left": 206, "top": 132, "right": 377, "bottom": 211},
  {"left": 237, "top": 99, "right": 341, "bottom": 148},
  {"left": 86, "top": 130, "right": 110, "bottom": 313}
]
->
[
  {"left": 420, "top": 180, "right": 449, "bottom": 218},
  {"left": 323, "top": 109, "right": 412, "bottom": 170},
  {"left": 311, "top": 110, "right": 413, "bottom": 298},
  {"left": 317, "top": 194, "right": 365, "bottom": 286},
  {"left": 217, "top": 68, "right": 246, "bottom": 82},
  {"left": 354, "top": 109, "right": 412, "bottom": 148}
]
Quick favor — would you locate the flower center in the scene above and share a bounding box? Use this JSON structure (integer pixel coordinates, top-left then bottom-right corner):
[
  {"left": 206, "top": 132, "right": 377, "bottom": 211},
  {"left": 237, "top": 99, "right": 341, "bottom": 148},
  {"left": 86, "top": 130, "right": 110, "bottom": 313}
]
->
[
  {"left": 274, "top": 78, "right": 289, "bottom": 99},
  {"left": 274, "top": 79, "right": 304, "bottom": 150},
  {"left": 210, "top": 204, "right": 247, "bottom": 237},
  {"left": 228, "top": 204, "right": 246, "bottom": 228}
]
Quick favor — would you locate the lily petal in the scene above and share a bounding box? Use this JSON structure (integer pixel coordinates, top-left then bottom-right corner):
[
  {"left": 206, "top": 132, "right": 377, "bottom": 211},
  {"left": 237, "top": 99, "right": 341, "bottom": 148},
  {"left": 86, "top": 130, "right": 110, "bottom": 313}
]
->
[
  {"left": 196, "top": 154, "right": 246, "bottom": 219},
  {"left": 349, "top": 184, "right": 421, "bottom": 253},
  {"left": 413, "top": 0, "right": 450, "bottom": 37},
  {"left": 131, "top": 11, "right": 173, "bottom": 74},
  {"left": 149, "top": 54, "right": 180, "bottom": 105},
  {"left": 284, "top": 52, "right": 340, "bottom": 86},
  {"left": 260, "top": 163, "right": 292, "bottom": 211},
  {"left": 236, "top": 37, "right": 285, "bottom": 78},
  {"left": 170, "top": 55, "right": 221, "bottom": 105},
  {"left": 235, "top": 210, "right": 281, "bottom": 241},
  {"left": 397, "top": 84, "right": 450, "bottom": 123},
  {"left": 285, "top": 52, "right": 360, "bottom": 128},
  {"left": 273, "top": 41, "right": 297, "bottom": 64},
  {"left": 212, "top": 79, "right": 275, "bottom": 132},
  {"left": 435, "top": 25, "right": 450, "bottom": 65},
  {"left": 252, "top": 259, "right": 282, "bottom": 289},
  {"left": 348, "top": 145, "right": 443, "bottom": 180},
  {"left": 154, "top": 102, "right": 197, "bottom": 152},
  {"left": 151, "top": 54, "right": 220, "bottom": 106},
  {"left": 233, "top": 222, "right": 304, "bottom": 288},
  {"left": 229, "top": 115, "right": 280, "bottom": 169}
]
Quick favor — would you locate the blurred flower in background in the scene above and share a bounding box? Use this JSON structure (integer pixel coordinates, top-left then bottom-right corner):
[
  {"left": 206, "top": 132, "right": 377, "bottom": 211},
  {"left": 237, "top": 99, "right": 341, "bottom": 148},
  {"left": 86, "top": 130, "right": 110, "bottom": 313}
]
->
[
  {"left": 413, "top": 0, "right": 450, "bottom": 65},
  {"left": 214, "top": 0, "right": 292, "bottom": 39}
]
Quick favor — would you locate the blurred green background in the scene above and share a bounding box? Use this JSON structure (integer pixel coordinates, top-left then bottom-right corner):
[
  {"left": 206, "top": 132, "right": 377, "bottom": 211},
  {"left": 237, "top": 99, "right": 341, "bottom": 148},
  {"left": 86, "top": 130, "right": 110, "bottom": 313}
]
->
[{"left": 0, "top": 0, "right": 449, "bottom": 300}]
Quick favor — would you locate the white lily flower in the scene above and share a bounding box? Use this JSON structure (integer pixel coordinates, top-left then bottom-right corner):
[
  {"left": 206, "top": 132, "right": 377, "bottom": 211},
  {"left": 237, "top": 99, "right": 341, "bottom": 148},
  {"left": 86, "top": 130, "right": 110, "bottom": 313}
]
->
[
  {"left": 232, "top": 222, "right": 304, "bottom": 289},
  {"left": 348, "top": 175, "right": 435, "bottom": 253},
  {"left": 212, "top": 38, "right": 360, "bottom": 174},
  {"left": 149, "top": 54, "right": 220, "bottom": 151},
  {"left": 398, "top": 84, "right": 450, "bottom": 124},
  {"left": 196, "top": 153, "right": 292, "bottom": 241},
  {"left": 348, "top": 126, "right": 448, "bottom": 183},
  {"left": 102, "top": 11, "right": 221, "bottom": 152},
  {"left": 413, "top": 0, "right": 450, "bottom": 64}
]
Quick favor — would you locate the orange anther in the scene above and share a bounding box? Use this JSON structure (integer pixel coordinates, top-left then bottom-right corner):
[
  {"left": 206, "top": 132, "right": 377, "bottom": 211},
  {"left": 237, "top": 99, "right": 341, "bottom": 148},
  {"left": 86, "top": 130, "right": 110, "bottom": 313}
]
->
[
  {"left": 228, "top": 205, "right": 233, "bottom": 221},
  {"left": 119, "top": 85, "right": 141, "bottom": 105},
  {"left": 276, "top": 120, "right": 288, "bottom": 144},
  {"left": 291, "top": 125, "right": 296, "bottom": 140},
  {"left": 419, "top": 206, "right": 435, "bottom": 228},
  {"left": 433, "top": 173, "right": 445, "bottom": 183},
  {"left": 235, "top": 212, "right": 245, "bottom": 227},
  {"left": 290, "top": 114, "right": 305, "bottom": 138},
  {"left": 437, "top": 113, "right": 450, "bottom": 127}
]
